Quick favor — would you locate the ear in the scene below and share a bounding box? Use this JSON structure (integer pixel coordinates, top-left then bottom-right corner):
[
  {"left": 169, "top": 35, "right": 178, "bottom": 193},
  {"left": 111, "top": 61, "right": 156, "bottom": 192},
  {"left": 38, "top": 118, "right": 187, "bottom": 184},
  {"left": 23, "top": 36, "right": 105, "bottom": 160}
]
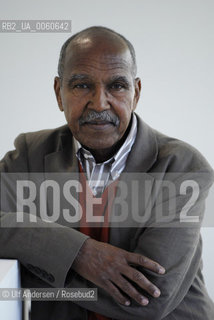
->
[
  {"left": 54, "top": 76, "right": 64, "bottom": 111},
  {"left": 132, "top": 77, "right": 141, "bottom": 111}
]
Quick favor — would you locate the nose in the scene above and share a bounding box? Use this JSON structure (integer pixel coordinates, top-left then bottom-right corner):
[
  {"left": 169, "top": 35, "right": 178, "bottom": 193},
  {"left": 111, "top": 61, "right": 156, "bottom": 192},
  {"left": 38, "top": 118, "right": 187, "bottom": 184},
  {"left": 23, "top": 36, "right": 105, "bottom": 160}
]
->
[{"left": 88, "top": 85, "right": 110, "bottom": 112}]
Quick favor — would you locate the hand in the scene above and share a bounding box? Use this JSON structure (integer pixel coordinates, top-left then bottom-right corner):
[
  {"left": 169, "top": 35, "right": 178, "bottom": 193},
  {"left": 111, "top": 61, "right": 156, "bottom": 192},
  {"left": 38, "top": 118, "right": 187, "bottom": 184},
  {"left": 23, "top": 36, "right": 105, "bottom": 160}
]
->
[{"left": 72, "top": 238, "right": 165, "bottom": 306}]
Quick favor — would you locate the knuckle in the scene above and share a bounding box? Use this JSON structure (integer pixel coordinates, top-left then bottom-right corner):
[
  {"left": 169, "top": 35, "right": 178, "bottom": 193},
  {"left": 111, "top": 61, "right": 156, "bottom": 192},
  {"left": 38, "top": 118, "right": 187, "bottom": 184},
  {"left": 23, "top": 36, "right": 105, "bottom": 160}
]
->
[
  {"left": 117, "top": 254, "right": 128, "bottom": 265},
  {"left": 147, "top": 284, "right": 156, "bottom": 293},
  {"left": 135, "top": 293, "right": 144, "bottom": 304},
  {"left": 100, "top": 274, "right": 108, "bottom": 283},
  {"left": 105, "top": 265, "right": 113, "bottom": 273},
  {"left": 105, "top": 263, "right": 117, "bottom": 275},
  {"left": 152, "top": 262, "right": 160, "bottom": 271},
  {"left": 132, "top": 271, "right": 143, "bottom": 282},
  {"left": 138, "top": 255, "right": 147, "bottom": 265},
  {"left": 121, "top": 281, "right": 131, "bottom": 293},
  {"left": 154, "top": 263, "right": 161, "bottom": 270}
]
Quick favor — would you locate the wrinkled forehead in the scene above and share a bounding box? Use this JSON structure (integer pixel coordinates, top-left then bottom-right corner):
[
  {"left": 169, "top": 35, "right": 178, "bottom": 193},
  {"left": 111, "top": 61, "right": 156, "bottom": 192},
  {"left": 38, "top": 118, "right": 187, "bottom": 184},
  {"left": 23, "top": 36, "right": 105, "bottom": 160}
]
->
[{"left": 63, "top": 36, "right": 133, "bottom": 76}]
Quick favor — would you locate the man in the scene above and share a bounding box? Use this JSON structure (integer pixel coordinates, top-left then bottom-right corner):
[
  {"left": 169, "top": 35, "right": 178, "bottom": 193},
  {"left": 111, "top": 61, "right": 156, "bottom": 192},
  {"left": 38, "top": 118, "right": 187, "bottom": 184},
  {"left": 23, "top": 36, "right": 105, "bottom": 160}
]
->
[{"left": 0, "top": 26, "right": 214, "bottom": 319}]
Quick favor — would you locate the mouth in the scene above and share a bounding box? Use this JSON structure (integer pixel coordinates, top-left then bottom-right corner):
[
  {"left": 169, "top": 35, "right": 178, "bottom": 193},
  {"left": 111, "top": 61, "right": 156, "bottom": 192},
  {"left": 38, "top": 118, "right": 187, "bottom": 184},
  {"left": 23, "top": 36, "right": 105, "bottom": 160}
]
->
[
  {"left": 81, "top": 121, "right": 115, "bottom": 130},
  {"left": 84, "top": 120, "right": 114, "bottom": 125}
]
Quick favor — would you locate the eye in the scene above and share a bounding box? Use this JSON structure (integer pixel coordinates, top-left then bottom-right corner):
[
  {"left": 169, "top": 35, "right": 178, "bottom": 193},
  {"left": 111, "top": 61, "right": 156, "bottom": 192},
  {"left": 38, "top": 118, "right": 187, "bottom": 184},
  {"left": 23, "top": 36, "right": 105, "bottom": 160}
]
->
[
  {"left": 110, "top": 82, "right": 126, "bottom": 90},
  {"left": 74, "top": 83, "right": 89, "bottom": 89}
]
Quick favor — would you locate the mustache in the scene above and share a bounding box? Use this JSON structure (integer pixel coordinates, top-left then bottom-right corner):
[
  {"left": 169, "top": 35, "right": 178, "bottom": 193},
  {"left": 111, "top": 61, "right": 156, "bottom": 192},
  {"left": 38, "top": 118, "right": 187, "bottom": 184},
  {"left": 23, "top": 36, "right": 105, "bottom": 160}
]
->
[{"left": 79, "top": 111, "right": 120, "bottom": 126}]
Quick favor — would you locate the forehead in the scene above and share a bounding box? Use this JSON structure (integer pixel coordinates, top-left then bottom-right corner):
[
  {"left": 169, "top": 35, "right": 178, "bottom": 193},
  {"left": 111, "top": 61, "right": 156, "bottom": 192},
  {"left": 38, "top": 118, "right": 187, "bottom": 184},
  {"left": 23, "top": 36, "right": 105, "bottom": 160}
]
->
[{"left": 63, "top": 37, "right": 133, "bottom": 78}]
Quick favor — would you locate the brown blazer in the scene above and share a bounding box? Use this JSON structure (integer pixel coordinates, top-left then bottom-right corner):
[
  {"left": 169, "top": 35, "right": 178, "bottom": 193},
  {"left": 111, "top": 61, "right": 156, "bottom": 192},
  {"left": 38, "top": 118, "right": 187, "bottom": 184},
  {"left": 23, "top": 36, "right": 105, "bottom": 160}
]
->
[{"left": 0, "top": 113, "right": 214, "bottom": 319}]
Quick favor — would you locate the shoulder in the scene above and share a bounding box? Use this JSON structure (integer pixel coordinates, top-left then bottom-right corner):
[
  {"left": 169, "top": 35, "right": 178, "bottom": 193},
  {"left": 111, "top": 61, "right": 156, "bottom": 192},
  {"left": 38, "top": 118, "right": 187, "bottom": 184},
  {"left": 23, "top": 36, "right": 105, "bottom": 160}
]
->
[
  {"left": 136, "top": 115, "right": 213, "bottom": 174},
  {"left": 1, "top": 125, "right": 72, "bottom": 172},
  {"left": 155, "top": 130, "right": 212, "bottom": 173},
  {"left": 15, "top": 124, "right": 71, "bottom": 155}
]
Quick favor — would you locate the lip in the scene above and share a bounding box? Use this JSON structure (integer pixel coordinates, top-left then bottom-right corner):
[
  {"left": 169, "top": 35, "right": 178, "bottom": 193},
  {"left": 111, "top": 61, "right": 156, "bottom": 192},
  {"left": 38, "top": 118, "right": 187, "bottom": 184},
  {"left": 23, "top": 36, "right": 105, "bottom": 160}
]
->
[{"left": 82, "top": 122, "right": 114, "bottom": 130}]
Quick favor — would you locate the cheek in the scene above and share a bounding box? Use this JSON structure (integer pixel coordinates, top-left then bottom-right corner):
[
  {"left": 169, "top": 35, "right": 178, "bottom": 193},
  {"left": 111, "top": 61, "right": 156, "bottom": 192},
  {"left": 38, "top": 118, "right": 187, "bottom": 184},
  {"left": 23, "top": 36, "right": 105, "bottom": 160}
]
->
[
  {"left": 116, "top": 102, "right": 134, "bottom": 130},
  {"left": 114, "top": 92, "right": 135, "bottom": 111},
  {"left": 62, "top": 97, "right": 83, "bottom": 125},
  {"left": 116, "top": 96, "right": 134, "bottom": 116},
  {"left": 117, "top": 111, "right": 132, "bottom": 135}
]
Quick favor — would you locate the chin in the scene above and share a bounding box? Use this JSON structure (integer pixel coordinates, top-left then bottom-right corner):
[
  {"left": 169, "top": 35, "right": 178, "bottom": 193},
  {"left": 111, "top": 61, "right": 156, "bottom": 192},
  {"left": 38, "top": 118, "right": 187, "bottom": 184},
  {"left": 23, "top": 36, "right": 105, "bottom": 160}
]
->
[{"left": 82, "top": 140, "right": 116, "bottom": 150}]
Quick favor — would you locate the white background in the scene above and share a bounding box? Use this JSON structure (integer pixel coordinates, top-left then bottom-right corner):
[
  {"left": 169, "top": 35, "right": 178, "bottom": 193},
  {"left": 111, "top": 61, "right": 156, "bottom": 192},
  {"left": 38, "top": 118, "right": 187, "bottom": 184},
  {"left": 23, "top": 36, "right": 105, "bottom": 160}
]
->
[{"left": 0, "top": 0, "right": 213, "bottom": 301}]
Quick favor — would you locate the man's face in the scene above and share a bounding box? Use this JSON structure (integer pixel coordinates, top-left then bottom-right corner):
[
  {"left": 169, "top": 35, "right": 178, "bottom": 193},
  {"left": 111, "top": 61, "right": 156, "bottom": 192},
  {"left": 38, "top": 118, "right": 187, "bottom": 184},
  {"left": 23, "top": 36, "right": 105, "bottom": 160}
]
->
[{"left": 54, "top": 37, "right": 141, "bottom": 150}]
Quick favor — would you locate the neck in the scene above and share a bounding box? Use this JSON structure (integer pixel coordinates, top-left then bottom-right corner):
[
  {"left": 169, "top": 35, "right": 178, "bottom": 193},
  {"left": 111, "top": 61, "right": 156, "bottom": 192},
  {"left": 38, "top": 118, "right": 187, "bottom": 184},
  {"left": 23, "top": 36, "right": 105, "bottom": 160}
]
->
[{"left": 87, "top": 143, "right": 120, "bottom": 163}]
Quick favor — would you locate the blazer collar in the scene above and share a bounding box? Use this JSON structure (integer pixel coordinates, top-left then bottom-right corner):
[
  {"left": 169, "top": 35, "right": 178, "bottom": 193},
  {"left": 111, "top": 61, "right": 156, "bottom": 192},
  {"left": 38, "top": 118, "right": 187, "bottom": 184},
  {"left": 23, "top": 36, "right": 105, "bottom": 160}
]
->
[
  {"left": 44, "top": 126, "right": 79, "bottom": 173},
  {"left": 124, "top": 113, "right": 158, "bottom": 173}
]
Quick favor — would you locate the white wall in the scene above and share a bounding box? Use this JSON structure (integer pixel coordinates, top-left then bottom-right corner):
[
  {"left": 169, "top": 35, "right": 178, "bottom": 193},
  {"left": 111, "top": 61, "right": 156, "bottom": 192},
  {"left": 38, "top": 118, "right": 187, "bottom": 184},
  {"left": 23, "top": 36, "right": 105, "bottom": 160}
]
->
[{"left": 1, "top": 0, "right": 213, "bottom": 300}]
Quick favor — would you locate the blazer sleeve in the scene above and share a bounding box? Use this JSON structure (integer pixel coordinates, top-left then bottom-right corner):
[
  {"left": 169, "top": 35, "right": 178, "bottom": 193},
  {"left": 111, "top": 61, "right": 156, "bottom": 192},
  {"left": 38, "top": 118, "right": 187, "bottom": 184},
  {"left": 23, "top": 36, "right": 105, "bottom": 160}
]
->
[
  {"left": 0, "top": 133, "right": 89, "bottom": 288},
  {"left": 66, "top": 165, "right": 214, "bottom": 319}
]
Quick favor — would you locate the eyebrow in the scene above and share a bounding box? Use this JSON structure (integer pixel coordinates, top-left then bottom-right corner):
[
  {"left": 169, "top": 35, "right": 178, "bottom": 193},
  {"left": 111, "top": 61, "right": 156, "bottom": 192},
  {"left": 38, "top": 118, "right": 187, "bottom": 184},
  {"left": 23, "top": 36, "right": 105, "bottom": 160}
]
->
[
  {"left": 108, "top": 76, "right": 130, "bottom": 86},
  {"left": 67, "top": 74, "right": 91, "bottom": 85},
  {"left": 66, "top": 74, "right": 131, "bottom": 86}
]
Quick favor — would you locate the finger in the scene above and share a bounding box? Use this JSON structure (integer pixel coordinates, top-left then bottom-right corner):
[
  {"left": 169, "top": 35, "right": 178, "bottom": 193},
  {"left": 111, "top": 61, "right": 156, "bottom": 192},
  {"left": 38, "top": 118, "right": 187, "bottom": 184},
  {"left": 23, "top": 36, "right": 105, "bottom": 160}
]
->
[
  {"left": 127, "top": 253, "right": 165, "bottom": 274},
  {"left": 113, "top": 275, "right": 149, "bottom": 306},
  {"left": 104, "top": 279, "right": 131, "bottom": 306},
  {"left": 120, "top": 265, "right": 161, "bottom": 298}
]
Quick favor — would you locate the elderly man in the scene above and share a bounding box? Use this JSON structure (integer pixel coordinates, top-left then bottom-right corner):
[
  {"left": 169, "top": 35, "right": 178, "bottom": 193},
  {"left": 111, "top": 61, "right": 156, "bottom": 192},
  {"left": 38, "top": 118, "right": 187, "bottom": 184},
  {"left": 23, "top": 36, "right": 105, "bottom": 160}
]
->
[{"left": 0, "top": 26, "right": 214, "bottom": 320}]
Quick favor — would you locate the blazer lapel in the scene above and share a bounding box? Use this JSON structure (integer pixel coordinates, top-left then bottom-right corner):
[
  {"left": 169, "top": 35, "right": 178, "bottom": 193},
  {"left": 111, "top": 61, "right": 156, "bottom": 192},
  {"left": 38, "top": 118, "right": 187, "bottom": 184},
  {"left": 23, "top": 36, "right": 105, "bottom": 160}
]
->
[
  {"left": 44, "top": 128, "right": 79, "bottom": 173},
  {"left": 43, "top": 128, "right": 81, "bottom": 228},
  {"left": 124, "top": 114, "right": 158, "bottom": 173}
]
